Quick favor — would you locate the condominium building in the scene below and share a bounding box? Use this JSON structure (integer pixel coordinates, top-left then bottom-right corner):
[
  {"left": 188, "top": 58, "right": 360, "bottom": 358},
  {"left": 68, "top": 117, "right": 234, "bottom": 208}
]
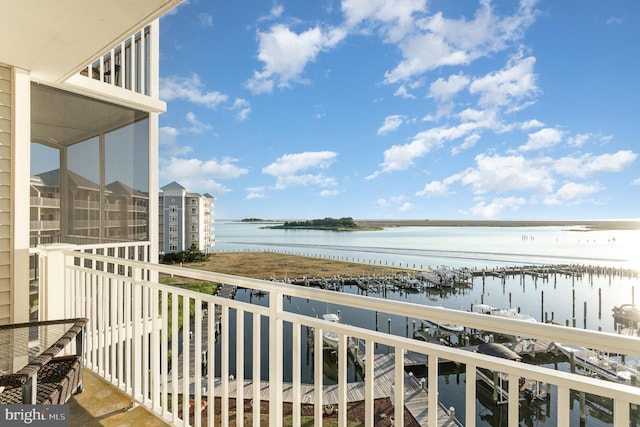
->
[{"left": 159, "top": 181, "right": 215, "bottom": 254}]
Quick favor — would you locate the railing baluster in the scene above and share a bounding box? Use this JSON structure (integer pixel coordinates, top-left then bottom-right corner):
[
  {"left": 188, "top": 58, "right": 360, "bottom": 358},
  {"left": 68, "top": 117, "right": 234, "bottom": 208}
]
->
[
  {"left": 194, "top": 299, "right": 202, "bottom": 427},
  {"left": 181, "top": 295, "right": 190, "bottom": 427},
  {"left": 394, "top": 346, "right": 404, "bottom": 427},
  {"left": 133, "top": 277, "right": 142, "bottom": 403},
  {"left": 508, "top": 372, "right": 519, "bottom": 426},
  {"left": 160, "top": 289, "right": 168, "bottom": 418},
  {"left": 208, "top": 302, "right": 216, "bottom": 427},
  {"left": 465, "top": 363, "right": 477, "bottom": 427},
  {"left": 364, "top": 339, "right": 374, "bottom": 426},
  {"left": 613, "top": 398, "right": 630, "bottom": 427},
  {"left": 124, "top": 280, "right": 132, "bottom": 395},
  {"left": 221, "top": 305, "right": 229, "bottom": 427},
  {"left": 292, "top": 323, "right": 301, "bottom": 427},
  {"left": 557, "top": 385, "right": 570, "bottom": 426},
  {"left": 252, "top": 312, "right": 261, "bottom": 427},
  {"left": 338, "top": 333, "right": 348, "bottom": 427},
  {"left": 268, "top": 291, "right": 284, "bottom": 426},
  {"left": 313, "top": 326, "right": 323, "bottom": 426},
  {"left": 171, "top": 291, "right": 179, "bottom": 424},
  {"left": 110, "top": 278, "right": 117, "bottom": 381},
  {"left": 236, "top": 308, "right": 244, "bottom": 426},
  {"left": 428, "top": 353, "right": 438, "bottom": 426}
]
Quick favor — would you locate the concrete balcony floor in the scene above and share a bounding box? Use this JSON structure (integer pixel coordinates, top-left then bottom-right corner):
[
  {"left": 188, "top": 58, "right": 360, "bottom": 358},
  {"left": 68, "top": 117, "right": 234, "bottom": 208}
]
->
[{"left": 68, "top": 370, "right": 170, "bottom": 427}]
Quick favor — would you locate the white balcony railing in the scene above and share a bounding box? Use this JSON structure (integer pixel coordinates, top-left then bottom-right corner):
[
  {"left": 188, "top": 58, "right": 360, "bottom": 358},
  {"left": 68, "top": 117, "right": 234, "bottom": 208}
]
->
[{"left": 39, "top": 246, "right": 640, "bottom": 427}]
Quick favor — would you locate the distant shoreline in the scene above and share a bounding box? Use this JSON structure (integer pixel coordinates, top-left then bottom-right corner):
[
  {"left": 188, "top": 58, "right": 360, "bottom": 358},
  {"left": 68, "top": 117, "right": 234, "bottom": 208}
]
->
[
  {"left": 355, "top": 219, "right": 640, "bottom": 230},
  {"left": 235, "top": 219, "right": 640, "bottom": 231}
]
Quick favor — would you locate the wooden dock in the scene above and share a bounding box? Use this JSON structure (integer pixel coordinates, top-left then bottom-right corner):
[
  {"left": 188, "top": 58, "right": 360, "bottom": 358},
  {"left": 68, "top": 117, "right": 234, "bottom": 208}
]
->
[{"left": 173, "top": 353, "right": 460, "bottom": 425}]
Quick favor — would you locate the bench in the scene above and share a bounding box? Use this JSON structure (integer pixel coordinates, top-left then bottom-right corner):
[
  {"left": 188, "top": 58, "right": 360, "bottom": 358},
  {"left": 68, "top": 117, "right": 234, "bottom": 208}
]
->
[{"left": 0, "top": 318, "right": 87, "bottom": 404}]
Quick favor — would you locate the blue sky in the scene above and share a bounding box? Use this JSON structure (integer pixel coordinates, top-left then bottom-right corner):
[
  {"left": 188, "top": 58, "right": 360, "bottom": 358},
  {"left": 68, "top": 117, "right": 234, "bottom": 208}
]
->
[{"left": 158, "top": 0, "right": 639, "bottom": 220}]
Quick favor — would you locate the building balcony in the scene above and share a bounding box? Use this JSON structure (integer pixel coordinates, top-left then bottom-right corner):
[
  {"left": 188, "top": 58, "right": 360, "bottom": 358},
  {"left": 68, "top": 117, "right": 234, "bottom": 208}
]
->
[
  {"left": 30, "top": 196, "right": 60, "bottom": 207},
  {"left": 34, "top": 245, "right": 640, "bottom": 426}
]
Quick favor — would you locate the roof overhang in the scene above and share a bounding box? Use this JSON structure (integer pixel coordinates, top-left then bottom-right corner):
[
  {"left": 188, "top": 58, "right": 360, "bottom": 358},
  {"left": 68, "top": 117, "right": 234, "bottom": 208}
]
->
[{"left": 0, "top": 0, "right": 183, "bottom": 83}]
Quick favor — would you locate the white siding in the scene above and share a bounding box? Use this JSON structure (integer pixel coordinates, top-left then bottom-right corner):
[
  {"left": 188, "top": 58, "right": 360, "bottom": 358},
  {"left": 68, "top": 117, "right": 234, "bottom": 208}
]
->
[{"left": 0, "top": 64, "right": 11, "bottom": 325}]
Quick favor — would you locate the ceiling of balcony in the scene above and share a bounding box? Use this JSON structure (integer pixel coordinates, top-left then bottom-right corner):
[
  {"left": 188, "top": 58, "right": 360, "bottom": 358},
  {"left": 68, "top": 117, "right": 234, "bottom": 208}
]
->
[{"left": 1, "top": 0, "right": 182, "bottom": 83}]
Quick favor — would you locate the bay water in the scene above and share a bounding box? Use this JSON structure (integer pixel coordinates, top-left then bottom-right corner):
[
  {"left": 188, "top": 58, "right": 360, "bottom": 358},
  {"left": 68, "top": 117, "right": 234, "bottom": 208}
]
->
[{"left": 210, "top": 220, "right": 640, "bottom": 426}]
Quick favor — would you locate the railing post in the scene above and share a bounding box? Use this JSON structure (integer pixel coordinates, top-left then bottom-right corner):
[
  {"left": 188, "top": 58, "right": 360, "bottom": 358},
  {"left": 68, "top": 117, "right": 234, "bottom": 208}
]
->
[
  {"left": 38, "top": 243, "right": 77, "bottom": 320},
  {"left": 269, "top": 290, "right": 284, "bottom": 426}
]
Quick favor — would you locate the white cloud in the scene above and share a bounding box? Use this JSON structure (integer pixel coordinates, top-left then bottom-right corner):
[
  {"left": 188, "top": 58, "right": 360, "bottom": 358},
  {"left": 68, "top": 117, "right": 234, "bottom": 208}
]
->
[
  {"left": 368, "top": 111, "right": 499, "bottom": 178},
  {"left": 519, "top": 127, "right": 563, "bottom": 151},
  {"left": 428, "top": 73, "right": 470, "bottom": 102},
  {"left": 185, "top": 112, "right": 212, "bottom": 134},
  {"left": 263, "top": 151, "right": 338, "bottom": 189},
  {"left": 469, "top": 55, "right": 538, "bottom": 110},
  {"left": 398, "top": 202, "right": 415, "bottom": 212},
  {"left": 341, "top": 0, "right": 426, "bottom": 42},
  {"left": 451, "top": 133, "right": 480, "bottom": 155},
  {"left": 393, "top": 85, "right": 416, "bottom": 99},
  {"left": 384, "top": 0, "right": 538, "bottom": 83},
  {"left": 231, "top": 98, "right": 251, "bottom": 121},
  {"left": 552, "top": 150, "right": 637, "bottom": 178},
  {"left": 320, "top": 189, "right": 339, "bottom": 196},
  {"left": 632, "top": 178, "right": 640, "bottom": 186},
  {"left": 460, "top": 153, "right": 555, "bottom": 194},
  {"left": 543, "top": 182, "right": 603, "bottom": 205},
  {"left": 245, "top": 24, "right": 347, "bottom": 94},
  {"left": 159, "top": 156, "right": 249, "bottom": 196},
  {"left": 416, "top": 180, "right": 451, "bottom": 197},
  {"left": 259, "top": 4, "right": 284, "bottom": 21},
  {"left": 246, "top": 186, "right": 269, "bottom": 200},
  {"left": 469, "top": 196, "right": 526, "bottom": 218},
  {"left": 159, "top": 126, "right": 193, "bottom": 156},
  {"left": 160, "top": 74, "right": 228, "bottom": 108},
  {"left": 520, "top": 119, "right": 544, "bottom": 130},
  {"left": 198, "top": 12, "right": 213, "bottom": 27},
  {"left": 377, "top": 115, "right": 405, "bottom": 135},
  {"left": 567, "top": 133, "right": 590, "bottom": 147}
]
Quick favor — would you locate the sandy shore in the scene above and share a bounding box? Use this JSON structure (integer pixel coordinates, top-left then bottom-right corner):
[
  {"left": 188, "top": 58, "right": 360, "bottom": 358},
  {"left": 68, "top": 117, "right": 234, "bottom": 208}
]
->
[{"left": 354, "top": 219, "right": 640, "bottom": 230}]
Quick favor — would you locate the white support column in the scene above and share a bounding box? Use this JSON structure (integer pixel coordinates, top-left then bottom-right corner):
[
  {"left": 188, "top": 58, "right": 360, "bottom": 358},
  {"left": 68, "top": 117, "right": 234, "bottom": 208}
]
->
[
  {"left": 38, "top": 243, "right": 76, "bottom": 321},
  {"left": 11, "top": 67, "right": 30, "bottom": 323},
  {"left": 268, "top": 291, "right": 284, "bottom": 426}
]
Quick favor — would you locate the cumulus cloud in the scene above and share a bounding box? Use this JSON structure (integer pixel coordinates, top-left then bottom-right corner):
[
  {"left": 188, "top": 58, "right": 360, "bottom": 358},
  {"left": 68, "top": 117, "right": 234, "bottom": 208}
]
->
[
  {"left": 159, "top": 156, "right": 249, "bottom": 195},
  {"left": 159, "top": 126, "right": 193, "bottom": 156},
  {"left": 393, "top": 85, "right": 416, "bottom": 99},
  {"left": 231, "top": 98, "right": 251, "bottom": 121},
  {"left": 416, "top": 180, "right": 451, "bottom": 197},
  {"left": 551, "top": 150, "right": 637, "bottom": 178},
  {"left": 469, "top": 196, "right": 526, "bottom": 218},
  {"left": 567, "top": 133, "right": 590, "bottom": 147},
  {"left": 460, "top": 153, "right": 555, "bottom": 194},
  {"left": 246, "top": 186, "right": 269, "bottom": 199},
  {"left": 519, "top": 127, "right": 563, "bottom": 151},
  {"left": 429, "top": 73, "right": 470, "bottom": 102},
  {"left": 632, "top": 178, "right": 640, "bottom": 186},
  {"left": 341, "top": 0, "right": 426, "bottom": 42},
  {"left": 377, "top": 115, "right": 405, "bottom": 135},
  {"left": 469, "top": 54, "right": 538, "bottom": 110},
  {"left": 245, "top": 24, "right": 347, "bottom": 93},
  {"left": 368, "top": 110, "right": 500, "bottom": 178},
  {"left": 263, "top": 151, "right": 338, "bottom": 189},
  {"left": 543, "top": 182, "right": 603, "bottom": 205},
  {"left": 184, "top": 112, "right": 212, "bottom": 134},
  {"left": 160, "top": 74, "right": 228, "bottom": 108},
  {"left": 383, "top": 0, "right": 538, "bottom": 83}
]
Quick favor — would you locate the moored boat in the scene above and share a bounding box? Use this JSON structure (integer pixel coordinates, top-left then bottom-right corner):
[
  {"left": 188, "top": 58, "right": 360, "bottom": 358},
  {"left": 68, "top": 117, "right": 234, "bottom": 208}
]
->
[
  {"left": 612, "top": 304, "right": 640, "bottom": 323},
  {"left": 321, "top": 313, "right": 340, "bottom": 349},
  {"left": 422, "top": 319, "right": 464, "bottom": 333}
]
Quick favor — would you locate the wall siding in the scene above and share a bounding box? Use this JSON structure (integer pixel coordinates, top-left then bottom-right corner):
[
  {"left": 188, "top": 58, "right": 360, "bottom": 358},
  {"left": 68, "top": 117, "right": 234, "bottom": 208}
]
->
[{"left": 0, "top": 64, "right": 11, "bottom": 325}]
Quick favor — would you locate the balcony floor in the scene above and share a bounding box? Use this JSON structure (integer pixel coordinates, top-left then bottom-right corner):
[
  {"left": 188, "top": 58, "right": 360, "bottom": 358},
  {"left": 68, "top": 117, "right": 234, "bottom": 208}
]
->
[{"left": 68, "top": 370, "right": 170, "bottom": 426}]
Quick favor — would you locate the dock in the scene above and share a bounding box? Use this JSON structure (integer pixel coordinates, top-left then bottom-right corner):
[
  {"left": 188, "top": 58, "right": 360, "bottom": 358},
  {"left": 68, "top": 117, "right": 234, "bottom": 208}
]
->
[{"left": 172, "top": 353, "right": 461, "bottom": 425}]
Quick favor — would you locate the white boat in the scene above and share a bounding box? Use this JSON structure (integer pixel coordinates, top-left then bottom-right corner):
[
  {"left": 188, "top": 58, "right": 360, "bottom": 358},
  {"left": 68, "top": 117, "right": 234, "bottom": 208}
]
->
[
  {"left": 422, "top": 319, "right": 464, "bottom": 333},
  {"left": 321, "top": 313, "right": 340, "bottom": 349},
  {"left": 555, "top": 343, "right": 637, "bottom": 384},
  {"left": 475, "top": 304, "right": 536, "bottom": 322}
]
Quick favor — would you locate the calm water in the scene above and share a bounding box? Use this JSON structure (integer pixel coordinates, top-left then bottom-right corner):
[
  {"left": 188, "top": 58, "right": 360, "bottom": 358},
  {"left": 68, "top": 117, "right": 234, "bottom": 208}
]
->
[{"left": 209, "top": 220, "right": 640, "bottom": 426}]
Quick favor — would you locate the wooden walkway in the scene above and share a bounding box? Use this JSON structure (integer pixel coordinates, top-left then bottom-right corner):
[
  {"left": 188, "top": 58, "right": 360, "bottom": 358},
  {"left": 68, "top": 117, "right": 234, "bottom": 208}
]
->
[{"left": 172, "top": 353, "right": 460, "bottom": 425}]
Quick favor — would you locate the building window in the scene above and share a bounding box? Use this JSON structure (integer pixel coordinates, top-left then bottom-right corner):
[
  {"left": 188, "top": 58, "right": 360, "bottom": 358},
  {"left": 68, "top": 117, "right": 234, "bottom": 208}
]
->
[{"left": 30, "top": 83, "right": 149, "bottom": 246}]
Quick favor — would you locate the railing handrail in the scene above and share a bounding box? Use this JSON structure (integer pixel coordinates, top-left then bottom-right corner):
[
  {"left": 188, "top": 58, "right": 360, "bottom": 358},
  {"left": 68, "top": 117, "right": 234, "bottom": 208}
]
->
[{"left": 65, "top": 249, "right": 640, "bottom": 358}]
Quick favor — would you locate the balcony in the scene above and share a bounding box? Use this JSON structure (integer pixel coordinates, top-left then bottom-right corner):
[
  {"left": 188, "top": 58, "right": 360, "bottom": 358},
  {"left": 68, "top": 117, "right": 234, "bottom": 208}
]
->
[{"left": 36, "top": 245, "right": 640, "bottom": 426}]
